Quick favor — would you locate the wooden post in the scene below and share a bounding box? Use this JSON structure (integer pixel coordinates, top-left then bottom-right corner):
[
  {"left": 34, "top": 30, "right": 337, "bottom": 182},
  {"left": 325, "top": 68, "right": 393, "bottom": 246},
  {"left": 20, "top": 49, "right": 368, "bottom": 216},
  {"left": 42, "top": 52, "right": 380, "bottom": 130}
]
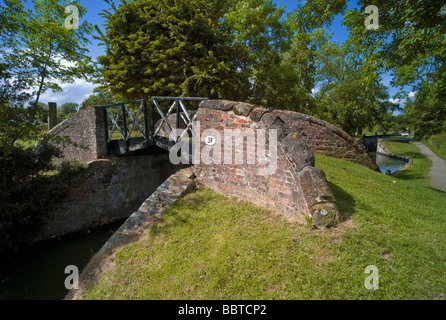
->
[{"left": 48, "top": 102, "right": 57, "bottom": 130}]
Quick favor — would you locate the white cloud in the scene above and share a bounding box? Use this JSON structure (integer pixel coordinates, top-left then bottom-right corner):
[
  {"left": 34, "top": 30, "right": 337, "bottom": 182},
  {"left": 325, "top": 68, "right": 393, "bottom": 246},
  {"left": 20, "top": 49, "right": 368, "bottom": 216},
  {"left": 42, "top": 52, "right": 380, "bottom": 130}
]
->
[
  {"left": 409, "top": 91, "right": 416, "bottom": 98},
  {"left": 389, "top": 98, "right": 400, "bottom": 104},
  {"left": 39, "top": 79, "right": 98, "bottom": 106}
]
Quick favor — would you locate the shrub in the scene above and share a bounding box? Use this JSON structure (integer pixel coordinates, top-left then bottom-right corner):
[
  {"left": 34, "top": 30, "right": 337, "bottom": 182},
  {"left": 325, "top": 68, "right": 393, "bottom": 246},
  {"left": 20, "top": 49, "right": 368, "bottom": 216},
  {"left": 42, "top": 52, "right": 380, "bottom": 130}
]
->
[{"left": 0, "top": 138, "right": 87, "bottom": 253}]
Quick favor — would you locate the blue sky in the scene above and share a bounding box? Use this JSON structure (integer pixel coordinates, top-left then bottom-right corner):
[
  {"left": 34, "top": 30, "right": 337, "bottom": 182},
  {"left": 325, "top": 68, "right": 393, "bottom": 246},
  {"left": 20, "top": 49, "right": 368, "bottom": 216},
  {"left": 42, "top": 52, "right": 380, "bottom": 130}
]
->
[{"left": 39, "top": 0, "right": 402, "bottom": 110}]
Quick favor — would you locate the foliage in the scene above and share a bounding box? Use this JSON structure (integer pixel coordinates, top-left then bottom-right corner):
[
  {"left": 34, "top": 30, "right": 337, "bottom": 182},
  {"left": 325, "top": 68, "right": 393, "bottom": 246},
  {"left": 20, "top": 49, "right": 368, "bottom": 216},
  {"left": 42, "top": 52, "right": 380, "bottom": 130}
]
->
[
  {"left": 223, "top": 0, "right": 294, "bottom": 106},
  {"left": 97, "top": 0, "right": 245, "bottom": 100},
  {"left": 97, "top": 0, "right": 297, "bottom": 107},
  {"left": 309, "top": 39, "right": 397, "bottom": 135},
  {"left": 0, "top": 0, "right": 33, "bottom": 107},
  {"left": 0, "top": 102, "right": 46, "bottom": 152},
  {"left": 287, "top": 0, "right": 446, "bottom": 137},
  {"left": 58, "top": 102, "right": 79, "bottom": 118},
  {"left": 0, "top": 0, "right": 96, "bottom": 150},
  {"left": 377, "top": 113, "right": 406, "bottom": 133},
  {"left": 403, "top": 80, "right": 446, "bottom": 139},
  {"left": 4, "top": 0, "right": 96, "bottom": 106},
  {"left": 0, "top": 138, "right": 87, "bottom": 253},
  {"left": 80, "top": 87, "right": 121, "bottom": 108},
  {"left": 341, "top": 0, "right": 446, "bottom": 138}
]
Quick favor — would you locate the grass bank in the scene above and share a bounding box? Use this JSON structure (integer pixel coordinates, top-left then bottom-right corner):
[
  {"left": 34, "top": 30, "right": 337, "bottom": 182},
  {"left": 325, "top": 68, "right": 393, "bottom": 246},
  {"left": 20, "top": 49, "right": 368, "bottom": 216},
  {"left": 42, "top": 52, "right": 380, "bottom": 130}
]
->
[
  {"left": 422, "top": 134, "right": 446, "bottom": 161},
  {"left": 84, "top": 154, "right": 446, "bottom": 300}
]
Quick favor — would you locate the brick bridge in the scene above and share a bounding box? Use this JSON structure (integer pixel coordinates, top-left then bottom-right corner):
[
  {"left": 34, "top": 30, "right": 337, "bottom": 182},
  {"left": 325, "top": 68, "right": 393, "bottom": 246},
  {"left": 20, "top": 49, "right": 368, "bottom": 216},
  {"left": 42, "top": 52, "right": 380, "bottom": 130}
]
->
[{"left": 48, "top": 98, "right": 378, "bottom": 231}]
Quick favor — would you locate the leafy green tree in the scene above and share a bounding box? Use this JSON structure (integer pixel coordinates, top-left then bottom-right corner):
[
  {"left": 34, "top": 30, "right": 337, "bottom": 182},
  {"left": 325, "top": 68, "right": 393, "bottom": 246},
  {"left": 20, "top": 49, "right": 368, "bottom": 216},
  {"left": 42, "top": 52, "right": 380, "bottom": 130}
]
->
[
  {"left": 19, "top": 0, "right": 95, "bottom": 107},
  {"left": 0, "top": 0, "right": 34, "bottom": 134},
  {"left": 312, "top": 41, "right": 397, "bottom": 135},
  {"left": 378, "top": 112, "right": 406, "bottom": 133},
  {"left": 81, "top": 87, "right": 121, "bottom": 108},
  {"left": 97, "top": 0, "right": 293, "bottom": 106},
  {"left": 223, "top": 0, "right": 294, "bottom": 106},
  {"left": 404, "top": 81, "right": 446, "bottom": 139},
  {"left": 285, "top": 29, "right": 343, "bottom": 115},
  {"left": 98, "top": 0, "right": 247, "bottom": 100},
  {"left": 58, "top": 102, "right": 79, "bottom": 118},
  {"left": 289, "top": 0, "right": 445, "bottom": 137},
  {"left": 0, "top": 0, "right": 96, "bottom": 152},
  {"left": 342, "top": 1, "right": 446, "bottom": 137}
]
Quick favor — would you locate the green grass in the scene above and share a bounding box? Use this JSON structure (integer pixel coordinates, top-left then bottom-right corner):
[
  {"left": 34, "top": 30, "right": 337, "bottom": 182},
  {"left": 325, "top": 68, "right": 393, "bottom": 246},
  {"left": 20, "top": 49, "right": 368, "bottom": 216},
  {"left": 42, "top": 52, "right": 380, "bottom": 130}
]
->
[
  {"left": 422, "top": 134, "right": 446, "bottom": 161},
  {"left": 84, "top": 154, "right": 446, "bottom": 300}
]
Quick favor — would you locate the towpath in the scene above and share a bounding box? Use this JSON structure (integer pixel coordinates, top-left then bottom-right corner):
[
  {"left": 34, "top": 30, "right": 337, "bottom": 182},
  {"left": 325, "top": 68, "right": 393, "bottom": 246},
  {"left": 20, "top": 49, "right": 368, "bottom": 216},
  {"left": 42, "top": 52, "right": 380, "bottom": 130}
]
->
[{"left": 412, "top": 141, "right": 446, "bottom": 192}]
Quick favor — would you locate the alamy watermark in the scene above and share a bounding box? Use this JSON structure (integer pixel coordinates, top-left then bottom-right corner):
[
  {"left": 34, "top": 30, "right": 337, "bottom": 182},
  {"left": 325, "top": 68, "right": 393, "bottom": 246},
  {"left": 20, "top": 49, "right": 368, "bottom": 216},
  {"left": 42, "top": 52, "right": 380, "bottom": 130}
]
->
[
  {"left": 364, "top": 265, "right": 379, "bottom": 290},
  {"left": 65, "top": 5, "right": 79, "bottom": 30},
  {"left": 365, "top": 5, "right": 379, "bottom": 30},
  {"left": 64, "top": 265, "right": 79, "bottom": 290},
  {"left": 169, "top": 121, "right": 278, "bottom": 176}
]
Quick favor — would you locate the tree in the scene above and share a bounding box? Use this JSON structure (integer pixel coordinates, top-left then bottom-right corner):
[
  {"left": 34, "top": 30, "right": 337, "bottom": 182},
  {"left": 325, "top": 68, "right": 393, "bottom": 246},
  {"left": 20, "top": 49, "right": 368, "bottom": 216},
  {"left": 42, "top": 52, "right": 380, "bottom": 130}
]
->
[
  {"left": 288, "top": 0, "right": 445, "bottom": 137},
  {"left": 404, "top": 80, "right": 446, "bottom": 138},
  {"left": 97, "top": 0, "right": 247, "bottom": 100},
  {"left": 58, "top": 102, "right": 79, "bottom": 118},
  {"left": 0, "top": 0, "right": 96, "bottom": 152},
  {"left": 0, "top": 1, "right": 36, "bottom": 149},
  {"left": 223, "top": 0, "right": 294, "bottom": 107},
  {"left": 379, "top": 112, "right": 406, "bottom": 133},
  {"left": 81, "top": 87, "right": 121, "bottom": 108},
  {"left": 18, "top": 0, "right": 95, "bottom": 107},
  {"left": 311, "top": 41, "right": 397, "bottom": 135},
  {"left": 0, "top": 0, "right": 95, "bottom": 251},
  {"left": 97, "top": 0, "right": 293, "bottom": 106},
  {"left": 342, "top": 1, "right": 446, "bottom": 137}
]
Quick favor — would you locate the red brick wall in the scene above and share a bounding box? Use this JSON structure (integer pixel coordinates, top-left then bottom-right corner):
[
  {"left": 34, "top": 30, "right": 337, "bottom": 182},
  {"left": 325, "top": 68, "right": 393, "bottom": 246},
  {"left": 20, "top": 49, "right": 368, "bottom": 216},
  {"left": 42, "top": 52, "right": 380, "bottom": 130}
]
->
[
  {"left": 49, "top": 107, "right": 108, "bottom": 163},
  {"left": 194, "top": 100, "right": 340, "bottom": 228},
  {"left": 272, "top": 110, "right": 378, "bottom": 170}
]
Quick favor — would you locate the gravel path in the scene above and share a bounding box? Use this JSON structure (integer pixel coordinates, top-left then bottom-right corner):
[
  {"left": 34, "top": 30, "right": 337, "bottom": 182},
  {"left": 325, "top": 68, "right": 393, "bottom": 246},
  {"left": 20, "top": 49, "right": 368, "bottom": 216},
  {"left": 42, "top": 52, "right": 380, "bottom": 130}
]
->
[{"left": 412, "top": 141, "right": 446, "bottom": 192}]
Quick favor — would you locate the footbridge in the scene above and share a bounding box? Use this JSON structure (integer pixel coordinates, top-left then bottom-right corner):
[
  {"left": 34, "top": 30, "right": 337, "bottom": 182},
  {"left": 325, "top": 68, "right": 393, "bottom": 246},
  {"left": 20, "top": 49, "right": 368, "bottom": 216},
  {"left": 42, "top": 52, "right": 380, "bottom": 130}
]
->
[
  {"left": 48, "top": 98, "right": 383, "bottom": 229},
  {"left": 100, "top": 96, "right": 208, "bottom": 157}
]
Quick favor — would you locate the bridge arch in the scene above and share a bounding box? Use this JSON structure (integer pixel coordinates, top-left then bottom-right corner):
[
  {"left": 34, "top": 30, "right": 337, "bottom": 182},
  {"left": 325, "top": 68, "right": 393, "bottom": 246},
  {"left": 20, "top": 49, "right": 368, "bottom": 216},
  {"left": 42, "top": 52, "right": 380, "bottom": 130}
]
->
[
  {"left": 48, "top": 98, "right": 379, "bottom": 229},
  {"left": 271, "top": 110, "right": 378, "bottom": 171}
]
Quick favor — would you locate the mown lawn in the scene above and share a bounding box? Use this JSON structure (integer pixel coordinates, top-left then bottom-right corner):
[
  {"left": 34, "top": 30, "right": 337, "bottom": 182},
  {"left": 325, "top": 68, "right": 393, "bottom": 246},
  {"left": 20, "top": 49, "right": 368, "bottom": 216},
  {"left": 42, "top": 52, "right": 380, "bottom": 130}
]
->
[{"left": 84, "top": 152, "right": 446, "bottom": 300}]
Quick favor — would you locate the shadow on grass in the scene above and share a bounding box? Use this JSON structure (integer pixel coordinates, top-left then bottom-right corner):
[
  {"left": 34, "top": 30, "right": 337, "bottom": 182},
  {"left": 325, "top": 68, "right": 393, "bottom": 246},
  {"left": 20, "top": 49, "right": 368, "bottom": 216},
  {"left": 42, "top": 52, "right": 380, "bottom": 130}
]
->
[
  {"left": 426, "top": 186, "right": 446, "bottom": 195},
  {"left": 328, "top": 182, "right": 356, "bottom": 220},
  {"left": 392, "top": 170, "right": 427, "bottom": 182},
  {"left": 148, "top": 189, "right": 216, "bottom": 237}
]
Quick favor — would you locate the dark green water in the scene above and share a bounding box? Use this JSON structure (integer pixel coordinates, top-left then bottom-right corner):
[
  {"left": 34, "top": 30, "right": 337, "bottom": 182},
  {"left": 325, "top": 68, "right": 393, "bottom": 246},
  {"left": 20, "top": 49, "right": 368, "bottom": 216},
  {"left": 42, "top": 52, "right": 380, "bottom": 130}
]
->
[{"left": 0, "top": 219, "right": 125, "bottom": 300}]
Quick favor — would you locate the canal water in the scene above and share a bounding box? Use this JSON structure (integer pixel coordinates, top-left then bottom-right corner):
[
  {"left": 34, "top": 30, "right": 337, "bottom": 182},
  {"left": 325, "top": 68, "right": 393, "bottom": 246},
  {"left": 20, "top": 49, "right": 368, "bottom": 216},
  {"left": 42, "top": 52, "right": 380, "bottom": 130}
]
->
[
  {"left": 369, "top": 152, "right": 408, "bottom": 174},
  {"left": 0, "top": 219, "right": 125, "bottom": 300}
]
